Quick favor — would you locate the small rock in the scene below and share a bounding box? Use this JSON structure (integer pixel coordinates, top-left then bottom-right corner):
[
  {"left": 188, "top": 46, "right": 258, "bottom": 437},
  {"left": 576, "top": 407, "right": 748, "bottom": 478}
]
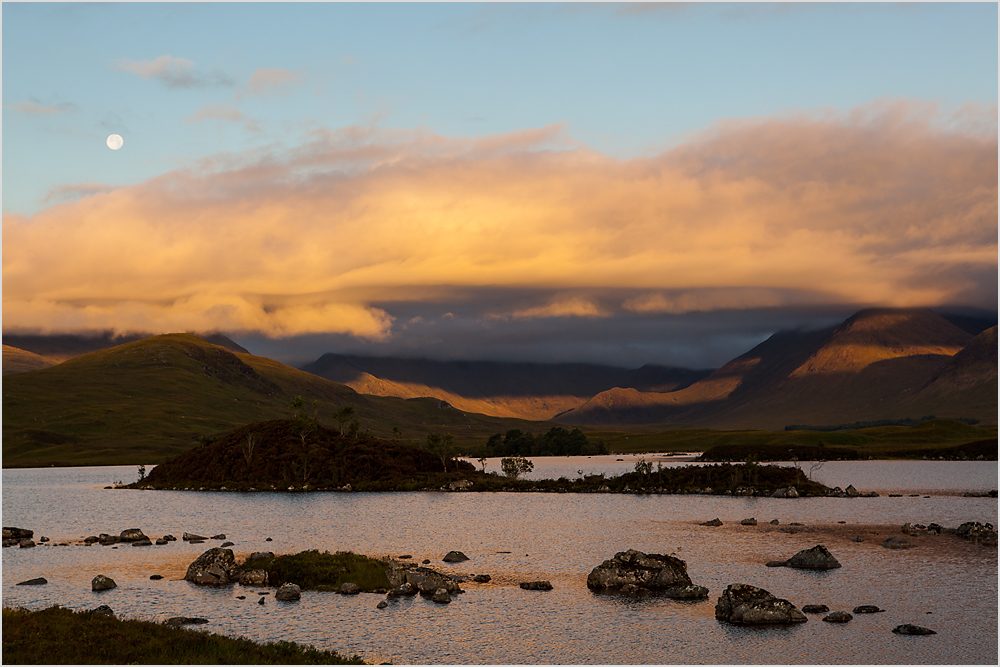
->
[
  {"left": 443, "top": 550, "right": 469, "bottom": 563},
  {"left": 853, "top": 605, "right": 882, "bottom": 614},
  {"left": 17, "top": 577, "right": 48, "bottom": 586},
  {"left": 131, "top": 538, "right": 153, "bottom": 547},
  {"left": 19, "top": 539, "right": 36, "bottom": 548},
  {"left": 851, "top": 536, "right": 865, "bottom": 543},
  {"left": 823, "top": 611, "right": 853, "bottom": 623},
  {"left": 84, "top": 535, "right": 100, "bottom": 543},
  {"left": 162, "top": 535, "right": 177, "bottom": 541},
  {"left": 265, "top": 537, "right": 273, "bottom": 542},
  {"left": 275, "top": 582, "right": 301, "bottom": 601},
  {"left": 246, "top": 551, "right": 275, "bottom": 562},
  {"left": 155, "top": 539, "right": 168, "bottom": 545},
  {"left": 473, "top": 574, "right": 491, "bottom": 583},
  {"left": 237, "top": 595, "right": 246, "bottom": 600},
  {"left": 387, "top": 582, "right": 417, "bottom": 597},
  {"left": 40, "top": 536, "right": 50, "bottom": 543},
  {"left": 150, "top": 575, "right": 164, "bottom": 580},
  {"left": 701, "top": 518, "right": 723, "bottom": 526},
  {"left": 519, "top": 581, "right": 553, "bottom": 591},
  {"left": 119, "top": 528, "right": 148, "bottom": 543},
  {"left": 183, "top": 532, "right": 208, "bottom": 541},
  {"left": 740, "top": 518, "right": 757, "bottom": 526},
  {"left": 715, "top": 583, "right": 807, "bottom": 625},
  {"left": 221, "top": 541, "right": 234, "bottom": 548},
  {"left": 211, "top": 534, "right": 226, "bottom": 540},
  {"left": 801, "top": 604, "right": 829, "bottom": 614},
  {"left": 782, "top": 545, "right": 841, "bottom": 570},
  {"left": 769, "top": 519, "right": 780, "bottom": 525},
  {"left": 621, "top": 583, "right": 642, "bottom": 594},
  {"left": 239, "top": 569, "right": 268, "bottom": 586},
  {"left": 258, "top": 597, "right": 265, "bottom": 605},
  {"left": 340, "top": 582, "right": 361, "bottom": 595},
  {"left": 893, "top": 624, "right": 936, "bottom": 635},
  {"left": 765, "top": 560, "right": 787, "bottom": 567},
  {"left": 92, "top": 574, "right": 117, "bottom": 591},
  {"left": 92, "top": 605, "right": 114, "bottom": 617},
  {"left": 398, "top": 554, "right": 412, "bottom": 559},
  {"left": 377, "top": 600, "right": 388, "bottom": 609},
  {"left": 422, "top": 559, "right": 430, "bottom": 564}
]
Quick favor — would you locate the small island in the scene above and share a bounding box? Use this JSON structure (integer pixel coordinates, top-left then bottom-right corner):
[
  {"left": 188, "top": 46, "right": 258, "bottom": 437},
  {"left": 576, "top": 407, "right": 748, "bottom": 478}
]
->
[{"left": 132, "top": 417, "right": 833, "bottom": 496}]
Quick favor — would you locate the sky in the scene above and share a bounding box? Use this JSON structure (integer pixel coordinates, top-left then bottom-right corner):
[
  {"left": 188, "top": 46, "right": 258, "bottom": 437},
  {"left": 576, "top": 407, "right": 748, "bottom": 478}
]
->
[{"left": 3, "top": 2, "right": 998, "bottom": 369}]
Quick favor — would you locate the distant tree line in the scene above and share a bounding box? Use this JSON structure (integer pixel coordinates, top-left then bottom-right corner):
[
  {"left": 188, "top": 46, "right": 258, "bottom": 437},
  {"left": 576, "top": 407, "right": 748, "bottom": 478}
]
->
[
  {"left": 484, "top": 427, "right": 607, "bottom": 457},
  {"left": 784, "top": 416, "right": 979, "bottom": 432}
]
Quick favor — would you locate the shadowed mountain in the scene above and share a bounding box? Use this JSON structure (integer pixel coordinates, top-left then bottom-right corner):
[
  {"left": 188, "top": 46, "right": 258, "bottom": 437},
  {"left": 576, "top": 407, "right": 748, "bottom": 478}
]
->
[
  {"left": 561, "top": 308, "right": 992, "bottom": 429},
  {"left": 300, "top": 354, "right": 712, "bottom": 421},
  {"left": 2, "top": 345, "right": 58, "bottom": 375},
  {"left": 2, "top": 334, "right": 541, "bottom": 467},
  {"left": 1, "top": 331, "right": 248, "bottom": 364}
]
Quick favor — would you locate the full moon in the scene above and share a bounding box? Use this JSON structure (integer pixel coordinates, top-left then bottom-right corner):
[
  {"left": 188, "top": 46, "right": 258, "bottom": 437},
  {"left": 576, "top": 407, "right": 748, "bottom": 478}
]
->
[{"left": 106, "top": 134, "right": 124, "bottom": 150}]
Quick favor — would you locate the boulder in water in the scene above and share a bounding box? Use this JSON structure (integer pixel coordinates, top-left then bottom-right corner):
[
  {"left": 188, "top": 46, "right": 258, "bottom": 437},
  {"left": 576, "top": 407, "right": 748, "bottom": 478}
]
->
[
  {"left": 275, "top": 582, "right": 301, "bottom": 601},
  {"left": 92, "top": 575, "right": 117, "bottom": 591},
  {"left": 184, "top": 547, "right": 237, "bottom": 585},
  {"left": 715, "top": 583, "right": 807, "bottom": 625},
  {"left": 587, "top": 549, "right": 707, "bottom": 599},
  {"left": 782, "top": 545, "right": 842, "bottom": 570}
]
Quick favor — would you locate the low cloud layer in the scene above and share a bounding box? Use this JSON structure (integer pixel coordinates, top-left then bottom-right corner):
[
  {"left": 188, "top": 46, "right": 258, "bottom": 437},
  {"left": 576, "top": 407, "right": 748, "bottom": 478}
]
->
[{"left": 4, "top": 99, "right": 996, "bottom": 365}]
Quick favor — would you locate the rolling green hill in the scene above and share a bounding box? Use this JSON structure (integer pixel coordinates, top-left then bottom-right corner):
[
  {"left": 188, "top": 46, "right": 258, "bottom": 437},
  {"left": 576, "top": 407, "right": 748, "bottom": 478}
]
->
[{"left": 1, "top": 334, "right": 541, "bottom": 467}]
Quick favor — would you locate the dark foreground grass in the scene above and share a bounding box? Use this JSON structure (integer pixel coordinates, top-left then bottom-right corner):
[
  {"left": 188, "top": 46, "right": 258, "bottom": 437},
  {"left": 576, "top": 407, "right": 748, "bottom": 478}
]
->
[
  {"left": 242, "top": 550, "right": 390, "bottom": 591},
  {"left": 2, "top": 605, "right": 364, "bottom": 665}
]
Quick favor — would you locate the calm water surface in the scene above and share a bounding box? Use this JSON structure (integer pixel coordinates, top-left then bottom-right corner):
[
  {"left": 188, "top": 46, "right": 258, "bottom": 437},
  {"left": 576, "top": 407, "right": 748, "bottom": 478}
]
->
[{"left": 2, "top": 462, "right": 997, "bottom": 665}]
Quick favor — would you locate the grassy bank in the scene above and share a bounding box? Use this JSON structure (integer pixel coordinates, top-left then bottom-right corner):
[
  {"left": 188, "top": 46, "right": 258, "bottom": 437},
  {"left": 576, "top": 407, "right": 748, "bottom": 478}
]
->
[
  {"left": 240, "top": 550, "right": 390, "bottom": 591},
  {"left": 584, "top": 419, "right": 998, "bottom": 460},
  {"left": 1, "top": 605, "right": 363, "bottom": 664}
]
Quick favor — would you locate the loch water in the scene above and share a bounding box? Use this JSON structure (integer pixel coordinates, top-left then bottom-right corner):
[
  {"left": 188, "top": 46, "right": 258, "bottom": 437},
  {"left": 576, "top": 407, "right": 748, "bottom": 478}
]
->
[{"left": 2, "top": 460, "right": 997, "bottom": 665}]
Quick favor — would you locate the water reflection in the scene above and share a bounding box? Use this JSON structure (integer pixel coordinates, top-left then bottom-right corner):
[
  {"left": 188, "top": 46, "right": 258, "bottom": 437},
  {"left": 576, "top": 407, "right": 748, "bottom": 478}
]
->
[{"left": 3, "top": 465, "right": 997, "bottom": 664}]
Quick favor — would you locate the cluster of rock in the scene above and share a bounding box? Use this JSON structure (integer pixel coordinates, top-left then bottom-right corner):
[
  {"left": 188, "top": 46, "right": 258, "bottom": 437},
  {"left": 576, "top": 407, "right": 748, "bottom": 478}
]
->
[
  {"left": 826, "top": 485, "right": 878, "bottom": 498},
  {"left": 3, "top": 526, "right": 37, "bottom": 548},
  {"left": 955, "top": 521, "right": 997, "bottom": 546},
  {"left": 586, "top": 549, "right": 708, "bottom": 599}
]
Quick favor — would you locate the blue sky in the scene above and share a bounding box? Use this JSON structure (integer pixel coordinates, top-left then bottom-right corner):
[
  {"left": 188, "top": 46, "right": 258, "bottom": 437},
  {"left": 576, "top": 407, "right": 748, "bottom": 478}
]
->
[
  {"left": 3, "top": 3, "right": 998, "bottom": 367},
  {"left": 5, "top": 2, "right": 996, "bottom": 215}
]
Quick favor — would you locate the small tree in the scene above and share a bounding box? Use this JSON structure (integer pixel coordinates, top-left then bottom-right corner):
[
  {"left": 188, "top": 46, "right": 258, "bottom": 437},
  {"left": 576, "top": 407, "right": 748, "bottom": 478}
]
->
[
  {"left": 241, "top": 432, "right": 258, "bottom": 467},
  {"left": 335, "top": 406, "right": 355, "bottom": 435},
  {"left": 477, "top": 456, "right": 488, "bottom": 473},
  {"left": 500, "top": 455, "right": 533, "bottom": 479},
  {"left": 137, "top": 464, "right": 146, "bottom": 481},
  {"left": 392, "top": 426, "right": 402, "bottom": 439},
  {"left": 426, "top": 432, "right": 454, "bottom": 472}
]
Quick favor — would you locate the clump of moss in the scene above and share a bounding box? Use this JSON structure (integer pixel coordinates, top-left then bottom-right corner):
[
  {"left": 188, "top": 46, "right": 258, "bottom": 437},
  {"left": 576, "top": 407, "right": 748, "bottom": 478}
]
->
[
  {"left": 1, "top": 605, "right": 364, "bottom": 664},
  {"left": 241, "top": 550, "right": 390, "bottom": 591}
]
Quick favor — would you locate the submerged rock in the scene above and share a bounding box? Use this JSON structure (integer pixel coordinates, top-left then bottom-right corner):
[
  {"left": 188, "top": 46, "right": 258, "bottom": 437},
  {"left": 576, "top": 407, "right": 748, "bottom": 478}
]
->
[
  {"left": 520, "top": 581, "right": 553, "bottom": 591},
  {"left": 881, "top": 537, "right": 915, "bottom": 550},
  {"left": 184, "top": 547, "right": 237, "bottom": 585},
  {"left": 853, "top": 605, "right": 883, "bottom": 614},
  {"left": 823, "top": 611, "right": 853, "bottom": 623},
  {"left": 715, "top": 584, "right": 807, "bottom": 625},
  {"left": 801, "top": 604, "right": 829, "bottom": 614},
  {"left": 893, "top": 624, "right": 936, "bottom": 635},
  {"left": 587, "top": 549, "right": 707, "bottom": 599},
  {"left": 17, "top": 577, "right": 48, "bottom": 586},
  {"left": 165, "top": 617, "right": 209, "bottom": 627},
  {"left": 473, "top": 574, "right": 492, "bottom": 583}
]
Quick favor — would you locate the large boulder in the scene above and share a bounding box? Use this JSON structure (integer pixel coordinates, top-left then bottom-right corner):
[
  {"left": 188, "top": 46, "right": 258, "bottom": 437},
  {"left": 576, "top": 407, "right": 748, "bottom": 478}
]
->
[
  {"left": 715, "top": 584, "right": 807, "bottom": 625},
  {"left": 92, "top": 575, "right": 117, "bottom": 591},
  {"left": 274, "top": 582, "right": 301, "bottom": 601},
  {"left": 184, "top": 548, "right": 237, "bottom": 585},
  {"left": 119, "top": 528, "right": 148, "bottom": 543},
  {"left": 780, "top": 545, "right": 842, "bottom": 570},
  {"left": 587, "top": 549, "right": 707, "bottom": 599},
  {"left": 442, "top": 550, "right": 469, "bottom": 563}
]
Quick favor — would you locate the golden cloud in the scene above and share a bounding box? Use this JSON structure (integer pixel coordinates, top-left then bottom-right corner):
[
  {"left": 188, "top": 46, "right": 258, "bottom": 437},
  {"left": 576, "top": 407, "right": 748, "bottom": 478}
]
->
[{"left": 3, "top": 99, "right": 996, "bottom": 338}]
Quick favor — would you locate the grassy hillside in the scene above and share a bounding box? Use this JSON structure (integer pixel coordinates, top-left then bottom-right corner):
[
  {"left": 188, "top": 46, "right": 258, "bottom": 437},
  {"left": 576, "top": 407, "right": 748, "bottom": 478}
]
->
[
  {"left": 1, "top": 334, "right": 542, "bottom": 467},
  {"left": 562, "top": 309, "right": 996, "bottom": 429},
  {"left": 2, "top": 345, "right": 57, "bottom": 374}
]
